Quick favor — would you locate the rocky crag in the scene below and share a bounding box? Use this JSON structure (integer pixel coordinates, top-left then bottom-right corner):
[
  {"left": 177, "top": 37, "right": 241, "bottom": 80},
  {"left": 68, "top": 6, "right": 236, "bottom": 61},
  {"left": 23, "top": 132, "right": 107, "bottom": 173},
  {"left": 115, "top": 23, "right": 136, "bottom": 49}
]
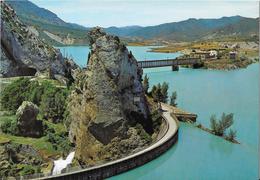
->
[
  {"left": 16, "top": 101, "right": 43, "bottom": 138},
  {"left": 67, "top": 28, "right": 155, "bottom": 165},
  {"left": 0, "top": 2, "right": 77, "bottom": 80}
]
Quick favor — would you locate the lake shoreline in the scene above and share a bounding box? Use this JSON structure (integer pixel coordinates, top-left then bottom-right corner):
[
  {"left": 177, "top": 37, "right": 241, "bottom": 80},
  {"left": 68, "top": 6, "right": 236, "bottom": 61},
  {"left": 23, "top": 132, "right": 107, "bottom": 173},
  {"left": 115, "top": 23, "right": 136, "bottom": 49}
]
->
[
  {"left": 180, "top": 59, "right": 259, "bottom": 71},
  {"left": 58, "top": 46, "right": 258, "bottom": 180},
  {"left": 194, "top": 123, "right": 240, "bottom": 144}
]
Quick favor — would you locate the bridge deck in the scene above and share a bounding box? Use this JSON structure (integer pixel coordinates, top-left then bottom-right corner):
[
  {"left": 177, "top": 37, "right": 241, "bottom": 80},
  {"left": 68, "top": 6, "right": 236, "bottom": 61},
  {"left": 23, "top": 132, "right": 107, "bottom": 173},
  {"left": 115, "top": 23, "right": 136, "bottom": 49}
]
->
[{"left": 137, "top": 58, "right": 201, "bottom": 68}]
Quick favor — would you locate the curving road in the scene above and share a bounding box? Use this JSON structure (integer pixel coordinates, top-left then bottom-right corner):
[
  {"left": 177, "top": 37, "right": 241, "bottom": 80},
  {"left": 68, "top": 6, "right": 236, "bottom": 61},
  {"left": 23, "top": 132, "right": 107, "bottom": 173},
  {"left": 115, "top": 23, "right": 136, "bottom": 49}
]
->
[{"left": 37, "top": 103, "right": 179, "bottom": 180}]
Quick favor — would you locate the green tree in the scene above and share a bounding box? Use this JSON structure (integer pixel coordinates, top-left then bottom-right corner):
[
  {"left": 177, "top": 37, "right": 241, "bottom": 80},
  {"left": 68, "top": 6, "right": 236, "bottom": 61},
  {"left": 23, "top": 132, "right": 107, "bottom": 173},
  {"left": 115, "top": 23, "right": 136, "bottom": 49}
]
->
[
  {"left": 0, "top": 78, "right": 54, "bottom": 112},
  {"left": 27, "top": 81, "right": 51, "bottom": 106},
  {"left": 40, "top": 88, "right": 68, "bottom": 123},
  {"left": 0, "top": 78, "right": 32, "bottom": 112},
  {"left": 0, "top": 77, "right": 70, "bottom": 123},
  {"left": 210, "top": 113, "right": 234, "bottom": 136},
  {"left": 143, "top": 74, "right": 149, "bottom": 95},
  {"left": 220, "top": 113, "right": 234, "bottom": 131},
  {"left": 150, "top": 85, "right": 157, "bottom": 97},
  {"left": 161, "top": 82, "right": 169, "bottom": 103},
  {"left": 152, "top": 83, "right": 162, "bottom": 102},
  {"left": 170, "top": 91, "right": 177, "bottom": 106},
  {"left": 226, "top": 129, "right": 237, "bottom": 141},
  {"left": 210, "top": 114, "right": 218, "bottom": 132}
]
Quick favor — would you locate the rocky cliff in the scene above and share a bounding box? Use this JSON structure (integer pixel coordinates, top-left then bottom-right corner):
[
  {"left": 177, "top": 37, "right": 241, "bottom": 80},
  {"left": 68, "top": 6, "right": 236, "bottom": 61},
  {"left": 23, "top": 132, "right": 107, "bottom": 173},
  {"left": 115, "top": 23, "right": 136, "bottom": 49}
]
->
[
  {"left": 0, "top": 2, "right": 75, "bottom": 79},
  {"left": 67, "top": 28, "right": 154, "bottom": 165}
]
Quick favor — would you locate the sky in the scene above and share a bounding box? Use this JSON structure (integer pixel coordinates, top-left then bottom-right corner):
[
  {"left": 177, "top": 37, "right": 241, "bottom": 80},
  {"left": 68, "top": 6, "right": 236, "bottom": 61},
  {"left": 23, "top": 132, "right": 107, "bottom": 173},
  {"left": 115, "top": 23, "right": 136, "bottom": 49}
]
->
[{"left": 30, "top": 0, "right": 259, "bottom": 27}]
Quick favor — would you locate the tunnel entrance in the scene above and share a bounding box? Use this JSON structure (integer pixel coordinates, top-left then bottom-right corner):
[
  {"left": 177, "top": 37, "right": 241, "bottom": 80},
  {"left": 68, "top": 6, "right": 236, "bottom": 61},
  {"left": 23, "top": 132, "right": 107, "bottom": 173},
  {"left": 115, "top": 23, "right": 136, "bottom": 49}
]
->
[{"left": 17, "top": 67, "right": 37, "bottom": 76}]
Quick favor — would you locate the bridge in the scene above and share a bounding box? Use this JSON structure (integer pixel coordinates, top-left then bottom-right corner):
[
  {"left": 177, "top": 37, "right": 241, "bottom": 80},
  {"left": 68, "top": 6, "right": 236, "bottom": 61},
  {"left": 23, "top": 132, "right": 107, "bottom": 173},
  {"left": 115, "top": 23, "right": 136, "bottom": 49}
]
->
[
  {"left": 163, "top": 103, "right": 197, "bottom": 122},
  {"left": 137, "top": 57, "right": 203, "bottom": 71}
]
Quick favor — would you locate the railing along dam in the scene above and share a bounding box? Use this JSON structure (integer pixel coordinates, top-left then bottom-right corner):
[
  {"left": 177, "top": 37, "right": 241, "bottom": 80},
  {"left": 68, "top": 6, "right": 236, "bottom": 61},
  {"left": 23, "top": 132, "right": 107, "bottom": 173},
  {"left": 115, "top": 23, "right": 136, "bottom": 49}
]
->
[
  {"left": 137, "top": 57, "right": 202, "bottom": 69},
  {"left": 26, "top": 106, "right": 179, "bottom": 180}
]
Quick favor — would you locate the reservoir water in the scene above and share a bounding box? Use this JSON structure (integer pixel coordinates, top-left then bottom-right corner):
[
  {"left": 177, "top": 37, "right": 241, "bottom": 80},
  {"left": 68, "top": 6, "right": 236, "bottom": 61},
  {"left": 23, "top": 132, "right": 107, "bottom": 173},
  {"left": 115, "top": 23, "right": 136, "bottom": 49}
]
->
[
  {"left": 57, "top": 46, "right": 182, "bottom": 67},
  {"left": 57, "top": 46, "right": 259, "bottom": 180}
]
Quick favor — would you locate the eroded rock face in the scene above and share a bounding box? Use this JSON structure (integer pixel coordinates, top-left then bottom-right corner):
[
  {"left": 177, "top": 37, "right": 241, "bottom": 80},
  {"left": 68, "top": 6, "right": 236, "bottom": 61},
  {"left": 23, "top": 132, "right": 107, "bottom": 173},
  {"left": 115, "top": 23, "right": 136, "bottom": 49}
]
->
[
  {"left": 0, "top": 2, "right": 77, "bottom": 80},
  {"left": 0, "top": 143, "right": 42, "bottom": 177},
  {"left": 16, "top": 101, "right": 43, "bottom": 137},
  {"left": 67, "top": 28, "right": 153, "bottom": 164}
]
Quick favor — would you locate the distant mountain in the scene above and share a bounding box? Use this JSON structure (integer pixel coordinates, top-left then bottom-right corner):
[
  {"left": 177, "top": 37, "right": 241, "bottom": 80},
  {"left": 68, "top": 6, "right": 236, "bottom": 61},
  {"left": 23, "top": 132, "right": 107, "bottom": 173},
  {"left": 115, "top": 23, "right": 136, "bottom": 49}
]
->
[
  {"left": 6, "top": 0, "right": 87, "bottom": 29},
  {"left": 124, "top": 16, "right": 258, "bottom": 41},
  {"left": 6, "top": 0, "right": 259, "bottom": 45},
  {"left": 6, "top": 0, "right": 89, "bottom": 45},
  {"left": 206, "top": 17, "right": 259, "bottom": 40},
  {"left": 105, "top": 26, "right": 143, "bottom": 37}
]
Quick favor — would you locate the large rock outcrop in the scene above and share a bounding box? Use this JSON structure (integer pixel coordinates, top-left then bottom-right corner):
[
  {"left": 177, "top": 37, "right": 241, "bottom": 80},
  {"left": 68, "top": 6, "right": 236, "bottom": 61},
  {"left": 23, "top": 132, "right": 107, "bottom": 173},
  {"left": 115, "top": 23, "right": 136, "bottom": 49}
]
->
[
  {"left": 16, "top": 101, "right": 43, "bottom": 137},
  {"left": 0, "top": 2, "right": 77, "bottom": 79},
  {"left": 67, "top": 28, "right": 153, "bottom": 165}
]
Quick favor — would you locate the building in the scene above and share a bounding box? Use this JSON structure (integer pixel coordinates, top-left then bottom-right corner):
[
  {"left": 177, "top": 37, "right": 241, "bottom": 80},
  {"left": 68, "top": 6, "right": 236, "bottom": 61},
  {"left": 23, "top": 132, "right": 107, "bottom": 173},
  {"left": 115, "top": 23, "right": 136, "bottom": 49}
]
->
[
  {"left": 229, "top": 51, "right": 237, "bottom": 60},
  {"left": 191, "top": 50, "right": 218, "bottom": 60},
  {"left": 209, "top": 50, "right": 218, "bottom": 58},
  {"left": 191, "top": 51, "right": 210, "bottom": 60}
]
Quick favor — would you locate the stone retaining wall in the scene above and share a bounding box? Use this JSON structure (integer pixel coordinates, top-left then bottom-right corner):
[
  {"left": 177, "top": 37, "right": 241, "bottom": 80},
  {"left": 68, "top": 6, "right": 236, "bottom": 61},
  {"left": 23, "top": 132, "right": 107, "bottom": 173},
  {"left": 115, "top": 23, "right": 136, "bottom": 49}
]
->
[{"left": 37, "top": 116, "right": 178, "bottom": 180}]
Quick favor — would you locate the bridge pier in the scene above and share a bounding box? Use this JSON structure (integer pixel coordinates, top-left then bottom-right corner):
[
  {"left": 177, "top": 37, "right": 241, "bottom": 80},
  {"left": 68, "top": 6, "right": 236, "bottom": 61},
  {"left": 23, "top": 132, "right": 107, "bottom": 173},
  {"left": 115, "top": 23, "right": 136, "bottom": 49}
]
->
[
  {"left": 171, "top": 65, "right": 179, "bottom": 71},
  {"left": 192, "top": 62, "right": 204, "bottom": 69}
]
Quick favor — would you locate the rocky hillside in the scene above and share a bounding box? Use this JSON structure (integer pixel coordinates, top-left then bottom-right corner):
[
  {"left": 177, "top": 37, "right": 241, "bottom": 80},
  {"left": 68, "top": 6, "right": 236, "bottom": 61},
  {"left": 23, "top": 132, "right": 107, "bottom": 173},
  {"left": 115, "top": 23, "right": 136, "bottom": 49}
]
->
[
  {"left": 123, "top": 16, "right": 258, "bottom": 41},
  {"left": 67, "top": 28, "right": 155, "bottom": 165},
  {"left": 0, "top": 2, "right": 77, "bottom": 81},
  {"left": 6, "top": 0, "right": 89, "bottom": 46}
]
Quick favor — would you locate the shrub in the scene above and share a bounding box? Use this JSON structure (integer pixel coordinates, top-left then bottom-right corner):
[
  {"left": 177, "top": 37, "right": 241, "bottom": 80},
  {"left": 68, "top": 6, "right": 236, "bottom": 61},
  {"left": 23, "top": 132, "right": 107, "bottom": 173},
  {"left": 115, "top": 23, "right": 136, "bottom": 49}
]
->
[
  {"left": 40, "top": 87, "right": 68, "bottom": 123},
  {"left": 27, "top": 81, "right": 51, "bottom": 106},
  {"left": 0, "top": 78, "right": 69, "bottom": 123},
  {"left": 0, "top": 78, "right": 31, "bottom": 112},
  {"left": 19, "top": 165, "right": 41, "bottom": 176},
  {"left": 0, "top": 117, "right": 18, "bottom": 135},
  {"left": 135, "top": 123, "right": 152, "bottom": 142},
  {"left": 20, "top": 165, "right": 36, "bottom": 176},
  {"left": 151, "top": 110, "right": 162, "bottom": 132},
  {"left": 45, "top": 130, "right": 72, "bottom": 153}
]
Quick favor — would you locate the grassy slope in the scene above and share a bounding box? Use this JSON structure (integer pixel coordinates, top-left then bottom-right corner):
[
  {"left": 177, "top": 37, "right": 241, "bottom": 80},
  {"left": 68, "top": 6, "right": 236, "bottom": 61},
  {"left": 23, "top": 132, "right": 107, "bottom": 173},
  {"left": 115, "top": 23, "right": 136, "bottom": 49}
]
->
[
  {"left": 0, "top": 77, "right": 68, "bottom": 159},
  {"left": 0, "top": 112, "right": 66, "bottom": 158}
]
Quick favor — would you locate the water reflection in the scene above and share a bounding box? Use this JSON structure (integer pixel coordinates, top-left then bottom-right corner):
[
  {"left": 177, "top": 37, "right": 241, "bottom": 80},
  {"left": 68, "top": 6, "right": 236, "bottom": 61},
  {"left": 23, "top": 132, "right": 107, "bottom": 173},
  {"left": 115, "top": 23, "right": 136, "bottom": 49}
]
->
[{"left": 208, "top": 134, "right": 234, "bottom": 156}]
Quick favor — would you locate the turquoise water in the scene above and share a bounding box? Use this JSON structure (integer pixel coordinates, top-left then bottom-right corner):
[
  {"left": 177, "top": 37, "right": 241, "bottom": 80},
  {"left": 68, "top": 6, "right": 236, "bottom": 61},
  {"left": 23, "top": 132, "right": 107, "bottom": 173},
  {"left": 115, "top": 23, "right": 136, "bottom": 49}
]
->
[
  {"left": 57, "top": 46, "right": 259, "bottom": 180},
  {"left": 56, "top": 46, "right": 182, "bottom": 67}
]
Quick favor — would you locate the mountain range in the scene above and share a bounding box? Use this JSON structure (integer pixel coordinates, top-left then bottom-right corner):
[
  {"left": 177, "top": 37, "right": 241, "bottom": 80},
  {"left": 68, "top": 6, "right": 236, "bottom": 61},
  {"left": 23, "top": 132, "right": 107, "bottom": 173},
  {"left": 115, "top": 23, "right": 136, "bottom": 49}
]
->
[{"left": 6, "top": 0, "right": 259, "bottom": 45}]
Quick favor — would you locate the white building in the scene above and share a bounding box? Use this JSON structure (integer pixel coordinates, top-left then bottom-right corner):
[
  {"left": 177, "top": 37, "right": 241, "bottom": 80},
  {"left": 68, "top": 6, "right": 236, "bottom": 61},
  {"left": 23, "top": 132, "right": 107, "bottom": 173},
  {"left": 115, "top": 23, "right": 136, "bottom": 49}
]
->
[{"left": 209, "top": 50, "right": 218, "bottom": 58}]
